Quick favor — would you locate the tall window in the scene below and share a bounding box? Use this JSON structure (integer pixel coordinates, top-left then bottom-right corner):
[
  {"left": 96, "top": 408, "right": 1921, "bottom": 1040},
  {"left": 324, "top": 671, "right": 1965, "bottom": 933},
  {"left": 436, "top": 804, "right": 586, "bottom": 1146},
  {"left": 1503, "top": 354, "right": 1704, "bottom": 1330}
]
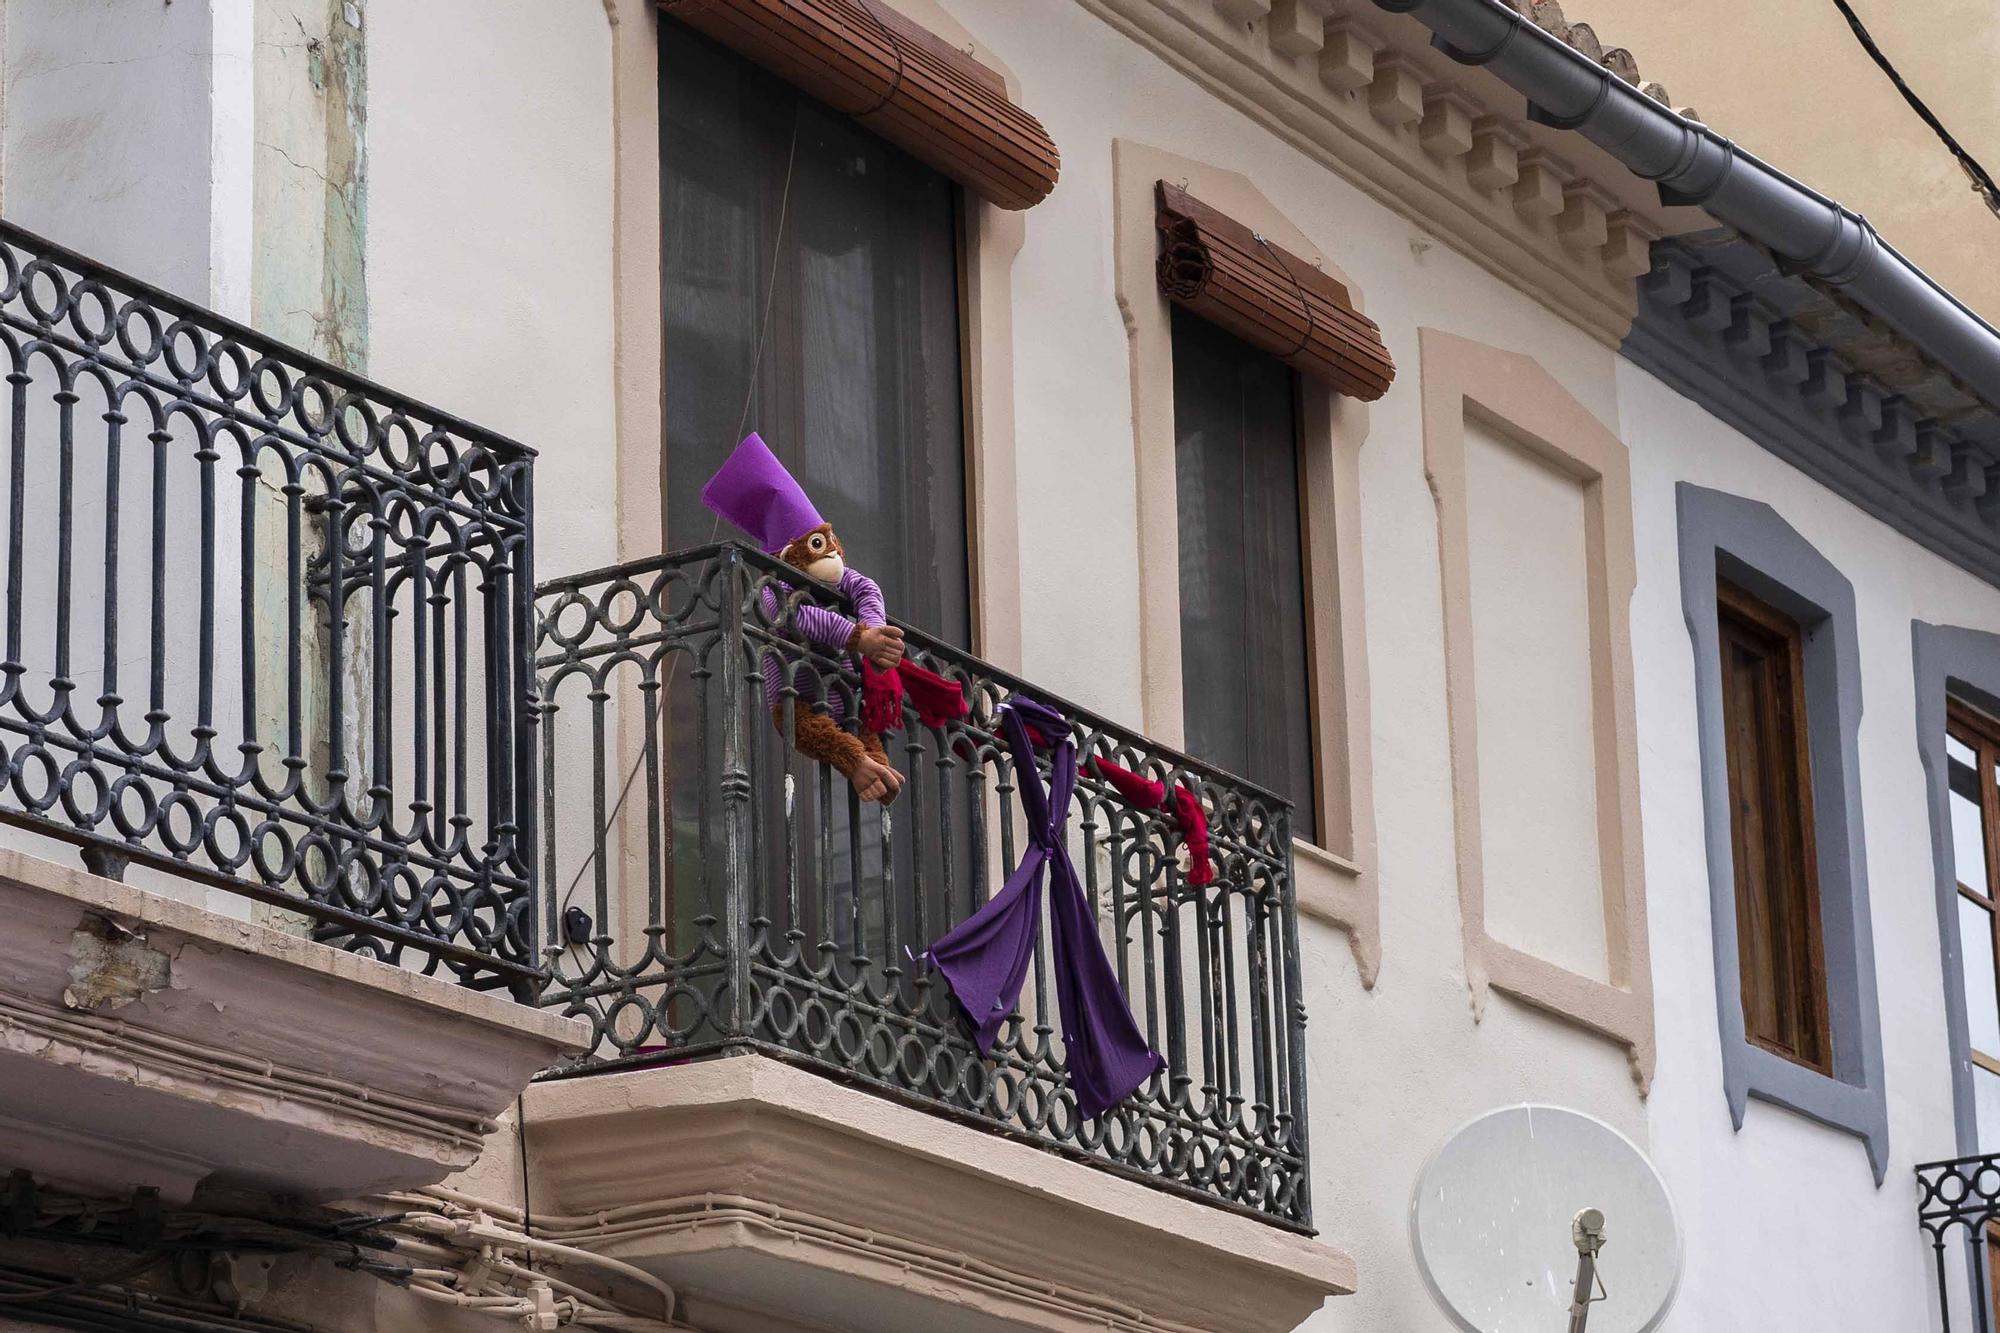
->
[
  {"left": 1947, "top": 700, "right": 2000, "bottom": 1123},
  {"left": 658, "top": 18, "right": 969, "bottom": 643},
  {"left": 1170, "top": 305, "right": 1317, "bottom": 843},
  {"left": 1715, "top": 578, "right": 1830, "bottom": 1072}
]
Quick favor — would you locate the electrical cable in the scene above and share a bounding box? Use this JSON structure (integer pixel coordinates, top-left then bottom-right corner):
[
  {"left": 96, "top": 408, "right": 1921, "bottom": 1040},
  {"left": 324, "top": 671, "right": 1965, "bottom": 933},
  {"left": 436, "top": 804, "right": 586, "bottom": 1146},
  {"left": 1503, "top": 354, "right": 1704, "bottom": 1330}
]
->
[
  {"left": 515, "top": 1090, "right": 535, "bottom": 1275},
  {"left": 551, "top": 103, "right": 803, "bottom": 962},
  {"left": 1829, "top": 0, "right": 2000, "bottom": 219},
  {"left": 1250, "top": 231, "right": 1318, "bottom": 359},
  {"left": 0, "top": 1253, "right": 167, "bottom": 1304}
]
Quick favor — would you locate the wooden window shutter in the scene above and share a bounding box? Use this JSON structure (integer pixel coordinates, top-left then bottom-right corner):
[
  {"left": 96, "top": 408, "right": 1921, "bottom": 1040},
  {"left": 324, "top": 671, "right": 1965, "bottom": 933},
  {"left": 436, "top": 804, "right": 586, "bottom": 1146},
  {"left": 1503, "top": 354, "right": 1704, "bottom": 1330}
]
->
[
  {"left": 1715, "top": 578, "right": 1831, "bottom": 1074},
  {"left": 1155, "top": 181, "right": 1395, "bottom": 401},
  {"left": 656, "top": 0, "right": 1060, "bottom": 210}
]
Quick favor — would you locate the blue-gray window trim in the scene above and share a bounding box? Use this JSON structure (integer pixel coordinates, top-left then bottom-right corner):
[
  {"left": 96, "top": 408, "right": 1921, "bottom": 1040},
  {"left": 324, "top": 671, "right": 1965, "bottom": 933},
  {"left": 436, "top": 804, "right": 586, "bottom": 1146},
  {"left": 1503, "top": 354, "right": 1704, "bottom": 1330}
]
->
[
  {"left": 1678, "top": 482, "right": 1888, "bottom": 1184},
  {"left": 1913, "top": 622, "right": 2000, "bottom": 1159}
]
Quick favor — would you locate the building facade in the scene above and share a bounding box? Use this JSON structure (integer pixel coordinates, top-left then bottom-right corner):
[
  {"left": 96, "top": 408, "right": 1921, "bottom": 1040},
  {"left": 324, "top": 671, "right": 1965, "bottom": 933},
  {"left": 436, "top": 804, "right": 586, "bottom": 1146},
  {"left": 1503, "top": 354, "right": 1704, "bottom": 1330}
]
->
[{"left": 0, "top": 0, "right": 1995, "bottom": 1329}]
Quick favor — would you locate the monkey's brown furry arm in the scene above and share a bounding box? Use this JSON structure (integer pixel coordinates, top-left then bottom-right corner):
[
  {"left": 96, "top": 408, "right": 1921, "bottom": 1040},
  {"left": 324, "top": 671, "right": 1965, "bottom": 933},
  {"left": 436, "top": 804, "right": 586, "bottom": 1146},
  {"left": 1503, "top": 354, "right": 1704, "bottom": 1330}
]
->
[{"left": 776, "top": 705, "right": 868, "bottom": 781}]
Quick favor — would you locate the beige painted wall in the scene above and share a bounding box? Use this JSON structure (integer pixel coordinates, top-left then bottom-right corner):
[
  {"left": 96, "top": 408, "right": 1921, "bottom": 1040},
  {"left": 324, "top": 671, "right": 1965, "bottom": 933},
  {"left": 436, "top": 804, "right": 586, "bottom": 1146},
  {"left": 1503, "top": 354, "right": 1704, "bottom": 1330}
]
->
[
  {"left": 1462, "top": 411, "right": 1608, "bottom": 983},
  {"left": 1579, "top": 0, "right": 2000, "bottom": 324}
]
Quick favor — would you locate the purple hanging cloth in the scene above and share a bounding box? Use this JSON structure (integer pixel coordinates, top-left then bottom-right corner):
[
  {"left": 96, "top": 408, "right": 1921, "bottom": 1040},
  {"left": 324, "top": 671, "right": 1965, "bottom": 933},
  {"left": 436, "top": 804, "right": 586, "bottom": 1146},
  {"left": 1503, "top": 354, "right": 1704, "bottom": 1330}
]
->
[{"left": 923, "top": 697, "right": 1166, "bottom": 1121}]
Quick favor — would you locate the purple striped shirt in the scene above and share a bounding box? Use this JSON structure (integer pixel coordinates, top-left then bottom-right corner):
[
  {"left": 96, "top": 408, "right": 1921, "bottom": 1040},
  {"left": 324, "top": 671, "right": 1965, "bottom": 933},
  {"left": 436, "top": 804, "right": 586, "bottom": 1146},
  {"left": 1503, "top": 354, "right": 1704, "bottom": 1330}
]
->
[{"left": 761, "top": 566, "right": 886, "bottom": 717}]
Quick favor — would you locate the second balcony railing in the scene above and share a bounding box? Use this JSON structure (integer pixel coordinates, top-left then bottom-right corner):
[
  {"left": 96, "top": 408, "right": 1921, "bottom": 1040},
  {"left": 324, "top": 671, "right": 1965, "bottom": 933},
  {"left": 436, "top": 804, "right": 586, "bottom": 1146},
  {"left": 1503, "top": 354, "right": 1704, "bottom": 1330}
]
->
[
  {"left": 0, "top": 220, "right": 538, "bottom": 989},
  {"left": 534, "top": 543, "right": 1313, "bottom": 1228},
  {"left": 1920, "top": 1151, "right": 2000, "bottom": 1332}
]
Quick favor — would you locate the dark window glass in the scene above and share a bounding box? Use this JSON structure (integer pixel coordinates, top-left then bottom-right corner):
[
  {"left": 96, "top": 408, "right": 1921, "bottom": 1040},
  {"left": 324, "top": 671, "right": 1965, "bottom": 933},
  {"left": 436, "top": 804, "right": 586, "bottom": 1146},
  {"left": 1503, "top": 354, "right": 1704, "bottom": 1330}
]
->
[
  {"left": 1170, "top": 305, "right": 1316, "bottom": 843},
  {"left": 1715, "top": 579, "right": 1829, "bottom": 1072},
  {"left": 655, "top": 21, "right": 970, "bottom": 966},
  {"left": 658, "top": 18, "right": 969, "bottom": 644}
]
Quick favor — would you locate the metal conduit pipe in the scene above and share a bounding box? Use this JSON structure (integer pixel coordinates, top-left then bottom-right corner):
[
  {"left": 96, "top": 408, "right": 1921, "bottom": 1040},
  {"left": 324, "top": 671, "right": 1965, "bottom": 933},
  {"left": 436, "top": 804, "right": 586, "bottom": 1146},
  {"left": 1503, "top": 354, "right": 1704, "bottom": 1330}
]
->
[{"left": 1373, "top": 0, "right": 2000, "bottom": 404}]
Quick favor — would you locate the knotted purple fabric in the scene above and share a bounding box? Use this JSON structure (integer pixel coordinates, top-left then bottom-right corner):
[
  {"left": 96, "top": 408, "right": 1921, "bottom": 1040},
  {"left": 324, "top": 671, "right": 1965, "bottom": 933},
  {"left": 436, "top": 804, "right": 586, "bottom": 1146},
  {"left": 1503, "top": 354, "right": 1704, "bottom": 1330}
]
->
[{"left": 924, "top": 697, "right": 1166, "bottom": 1120}]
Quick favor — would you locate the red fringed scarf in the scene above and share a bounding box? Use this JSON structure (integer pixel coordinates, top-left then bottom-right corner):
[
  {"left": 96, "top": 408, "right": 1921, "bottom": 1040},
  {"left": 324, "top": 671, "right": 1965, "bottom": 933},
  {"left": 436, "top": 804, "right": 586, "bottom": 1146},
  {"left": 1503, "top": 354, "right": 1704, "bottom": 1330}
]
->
[
  {"left": 1086, "top": 757, "right": 1215, "bottom": 886},
  {"left": 862, "top": 658, "right": 970, "bottom": 734}
]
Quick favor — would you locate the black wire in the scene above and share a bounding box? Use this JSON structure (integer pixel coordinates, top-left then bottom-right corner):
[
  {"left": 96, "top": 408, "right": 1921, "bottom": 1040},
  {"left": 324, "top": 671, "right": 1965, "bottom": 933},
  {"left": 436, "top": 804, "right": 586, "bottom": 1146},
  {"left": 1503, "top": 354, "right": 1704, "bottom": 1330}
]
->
[
  {"left": 1829, "top": 0, "right": 2000, "bottom": 217},
  {"left": 0, "top": 1253, "right": 167, "bottom": 1304},
  {"left": 515, "top": 1090, "right": 534, "bottom": 1259},
  {"left": 552, "top": 103, "right": 804, "bottom": 947}
]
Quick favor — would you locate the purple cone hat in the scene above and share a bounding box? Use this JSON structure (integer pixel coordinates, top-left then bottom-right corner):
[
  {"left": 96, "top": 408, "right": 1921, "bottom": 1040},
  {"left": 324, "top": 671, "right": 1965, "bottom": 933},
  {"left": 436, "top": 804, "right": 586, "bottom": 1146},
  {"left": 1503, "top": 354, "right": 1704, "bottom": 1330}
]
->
[{"left": 700, "top": 432, "right": 823, "bottom": 553}]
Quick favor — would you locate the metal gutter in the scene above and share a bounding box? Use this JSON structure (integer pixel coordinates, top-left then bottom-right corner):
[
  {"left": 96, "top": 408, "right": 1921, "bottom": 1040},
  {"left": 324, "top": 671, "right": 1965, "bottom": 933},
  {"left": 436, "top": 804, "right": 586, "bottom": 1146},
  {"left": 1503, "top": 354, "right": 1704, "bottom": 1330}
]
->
[{"left": 1374, "top": 0, "right": 2000, "bottom": 405}]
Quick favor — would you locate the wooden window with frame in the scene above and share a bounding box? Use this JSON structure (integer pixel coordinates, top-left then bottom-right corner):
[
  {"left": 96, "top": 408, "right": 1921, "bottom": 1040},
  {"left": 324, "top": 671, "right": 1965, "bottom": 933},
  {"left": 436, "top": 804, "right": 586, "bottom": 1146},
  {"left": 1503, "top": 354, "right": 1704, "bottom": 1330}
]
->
[
  {"left": 1988, "top": 1226, "right": 2000, "bottom": 1329},
  {"left": 1949, "top": 697, "right": 2000, "bottom": 1327},
  {"left": 1715, "top": 578, "right": 1832, "bottom": 1073}
]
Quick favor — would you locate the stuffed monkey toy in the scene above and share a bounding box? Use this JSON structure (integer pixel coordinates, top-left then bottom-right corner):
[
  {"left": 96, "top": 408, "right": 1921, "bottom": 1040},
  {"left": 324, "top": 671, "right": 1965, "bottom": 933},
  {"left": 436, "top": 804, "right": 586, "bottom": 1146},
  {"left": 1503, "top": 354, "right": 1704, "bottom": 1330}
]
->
[
  {"left": 701, "top": 433, "right": 907, "bottom": 804},
  {"left": 772, "top": 521, "right": 905, "bottom": 804}
]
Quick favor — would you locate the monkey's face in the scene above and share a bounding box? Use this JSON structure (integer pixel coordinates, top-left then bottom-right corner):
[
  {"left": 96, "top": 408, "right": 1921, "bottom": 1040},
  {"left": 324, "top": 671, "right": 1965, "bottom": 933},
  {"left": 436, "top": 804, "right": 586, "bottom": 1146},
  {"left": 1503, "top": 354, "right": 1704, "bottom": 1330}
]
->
[{"left": 779, "top": 523, "right": 845, "bottom": 586}]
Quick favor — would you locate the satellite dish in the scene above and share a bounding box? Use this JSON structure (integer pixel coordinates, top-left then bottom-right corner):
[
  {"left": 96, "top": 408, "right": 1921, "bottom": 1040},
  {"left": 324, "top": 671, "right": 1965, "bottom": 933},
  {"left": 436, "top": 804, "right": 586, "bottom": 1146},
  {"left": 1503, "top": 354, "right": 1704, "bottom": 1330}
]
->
[{"left": 1410, "top": 1104, "right": 1682, "bottom": 1333}]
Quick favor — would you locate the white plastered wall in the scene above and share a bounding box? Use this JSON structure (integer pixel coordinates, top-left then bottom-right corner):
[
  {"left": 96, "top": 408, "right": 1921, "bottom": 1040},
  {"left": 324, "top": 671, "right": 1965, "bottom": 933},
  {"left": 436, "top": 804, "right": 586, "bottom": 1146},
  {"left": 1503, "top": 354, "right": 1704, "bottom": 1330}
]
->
[
  {"left": 0, "top": 0, "right": 252, "bottom": 317},
  {"left": 1461, "top": 412, "right": 1608, "bottom": 985},
  {"left": 364, "top": 0, "right": 618, "bottom": 584},
  {"left": 1619, "top": 356, "right": 1992, "bottom": 1331}
]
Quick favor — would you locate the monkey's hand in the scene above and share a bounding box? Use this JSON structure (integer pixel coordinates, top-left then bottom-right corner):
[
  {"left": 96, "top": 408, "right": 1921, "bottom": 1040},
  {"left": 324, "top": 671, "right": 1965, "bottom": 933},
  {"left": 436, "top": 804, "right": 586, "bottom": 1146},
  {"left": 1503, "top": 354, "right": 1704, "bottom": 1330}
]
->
[{"left": 853, "top": 623, "right": 906, "bottom": 670}]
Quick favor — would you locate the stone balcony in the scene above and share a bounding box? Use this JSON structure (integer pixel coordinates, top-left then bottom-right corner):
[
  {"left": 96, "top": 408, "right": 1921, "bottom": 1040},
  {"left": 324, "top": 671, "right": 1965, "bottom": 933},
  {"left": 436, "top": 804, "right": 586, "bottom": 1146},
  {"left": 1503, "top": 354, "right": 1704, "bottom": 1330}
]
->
[
  {"left": 0, "top": 848, "right": 585, "bottom": 1205},
  {"left": 522, "top": 1055, "right": 1352, "bottom": 1333},
  {"left": 527, "top": 545, "right": 1351, "bottom": 1331},
  {"left": 0, "top": 220, "right": 586, "bottom": 1208}
]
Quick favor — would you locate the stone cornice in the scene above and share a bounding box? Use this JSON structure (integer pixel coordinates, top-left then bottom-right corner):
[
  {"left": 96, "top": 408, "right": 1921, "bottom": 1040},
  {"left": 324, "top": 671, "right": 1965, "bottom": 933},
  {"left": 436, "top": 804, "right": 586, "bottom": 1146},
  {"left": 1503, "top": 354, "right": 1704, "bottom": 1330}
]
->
[
  {"left": 1627, "top": 236, "right": 2000, "bottom": 588},
  {"left": 1070, "top": 0, "right": 1687, "bottom": 345}
]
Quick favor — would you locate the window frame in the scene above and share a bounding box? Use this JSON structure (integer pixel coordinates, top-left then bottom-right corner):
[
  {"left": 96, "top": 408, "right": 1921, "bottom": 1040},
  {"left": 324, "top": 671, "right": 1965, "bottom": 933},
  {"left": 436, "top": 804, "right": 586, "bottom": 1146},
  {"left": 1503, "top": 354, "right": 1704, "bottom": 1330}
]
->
[
  {"left": 1678, "top": 482, "right": 1886, "bottom": 1184},
  {"left": 1715, "top": 577, "right": 1833, "bottom": 1075},
  {"left": 601, "top": 0, "right": 1031, "bottom": 971},
  {"left": 1913, "top": 623, "right": 2000, "bottom": 1168},
  {"left": 1421, "top": 329, "right": 1654, "bottom": 1086},
  {"left": 1110, "top": 140, "right": 1379, "bottom": 984},
  {"left": 604, "top": 0, "right": 1026, "bottom": 666}
]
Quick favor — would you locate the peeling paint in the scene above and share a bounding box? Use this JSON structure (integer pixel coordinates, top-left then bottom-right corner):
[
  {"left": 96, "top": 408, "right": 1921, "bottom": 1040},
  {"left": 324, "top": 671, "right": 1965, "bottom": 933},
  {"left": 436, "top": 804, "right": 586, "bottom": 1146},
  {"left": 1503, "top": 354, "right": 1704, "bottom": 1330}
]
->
[
  {"left": 62, "top": 915, "right": 170, "bottom": 1012},
  {"left": 251, "top": 0, "right": 367, "bottom": 371},
  {"left": 319, "top": 0, "right": 368, "bottom": 372}
]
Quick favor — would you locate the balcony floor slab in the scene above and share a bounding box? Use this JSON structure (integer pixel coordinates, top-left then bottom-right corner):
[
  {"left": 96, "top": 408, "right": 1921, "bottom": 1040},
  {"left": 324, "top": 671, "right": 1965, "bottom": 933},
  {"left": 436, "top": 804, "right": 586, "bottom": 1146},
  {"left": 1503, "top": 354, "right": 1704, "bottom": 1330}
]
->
[{"left": 0, "top": 849, "right": 588, "bottom": 1203}]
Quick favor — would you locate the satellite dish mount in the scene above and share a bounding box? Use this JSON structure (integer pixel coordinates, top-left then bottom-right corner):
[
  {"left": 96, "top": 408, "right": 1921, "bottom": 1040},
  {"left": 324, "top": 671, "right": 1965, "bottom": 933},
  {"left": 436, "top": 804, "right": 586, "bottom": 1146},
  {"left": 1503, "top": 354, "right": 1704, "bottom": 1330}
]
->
[
  {"left": 1409, "top": 1104, "right": 1682, "bottom": 1333},
  {"left": 1567, "top": 1207, "right": 1608, "bottom": 1333}
]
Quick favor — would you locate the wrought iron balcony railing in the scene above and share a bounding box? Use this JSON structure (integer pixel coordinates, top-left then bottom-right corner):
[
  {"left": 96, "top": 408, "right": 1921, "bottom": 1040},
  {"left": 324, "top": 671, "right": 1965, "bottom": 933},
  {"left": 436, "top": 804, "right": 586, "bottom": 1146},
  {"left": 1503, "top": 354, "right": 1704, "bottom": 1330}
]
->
[
  {"left": 534, "top": 543, "right": 1313, "bottom": 1228},
  {"left": 1919, "top": 1151, "right": 2000, "bottom": 1331},
  {"left": 0, "top": 221, "right": 538, "bottom": 990}
]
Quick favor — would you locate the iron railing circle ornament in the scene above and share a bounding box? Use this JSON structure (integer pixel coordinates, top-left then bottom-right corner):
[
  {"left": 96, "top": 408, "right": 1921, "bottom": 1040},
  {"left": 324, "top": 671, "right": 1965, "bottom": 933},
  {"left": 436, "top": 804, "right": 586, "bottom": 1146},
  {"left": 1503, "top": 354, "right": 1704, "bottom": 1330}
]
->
[
  {"left": 0, "top": 219, "right": 539, "bottom": 991},
  {"left": 533, "top": 542, "right": 1314, "bottom": 1229},
  {"left": 1917, "top": 1151, "right": 2000, "bottom": 1331}
]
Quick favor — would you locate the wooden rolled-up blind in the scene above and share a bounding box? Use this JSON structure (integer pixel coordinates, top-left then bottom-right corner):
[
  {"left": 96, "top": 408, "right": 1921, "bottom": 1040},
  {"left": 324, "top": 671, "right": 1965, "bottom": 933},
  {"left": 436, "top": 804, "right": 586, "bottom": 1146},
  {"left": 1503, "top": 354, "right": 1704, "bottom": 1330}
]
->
[
  {"left": 658, "top": 0, "right": 1060, "bottom": 210},
  {"left": 1155, "top": 182, "right": 1395, "bottom": 401}
]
